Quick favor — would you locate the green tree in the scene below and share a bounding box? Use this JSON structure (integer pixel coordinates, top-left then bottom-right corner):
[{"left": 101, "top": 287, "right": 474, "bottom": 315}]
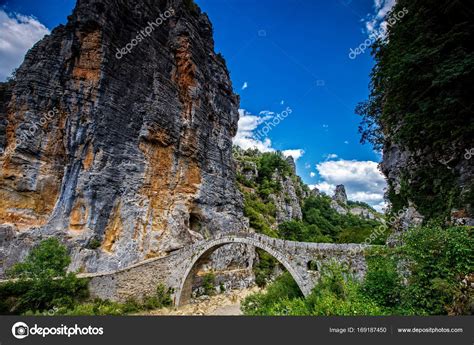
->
[{"left": 1, "top": 238, "right": 88, "bottom": 314}]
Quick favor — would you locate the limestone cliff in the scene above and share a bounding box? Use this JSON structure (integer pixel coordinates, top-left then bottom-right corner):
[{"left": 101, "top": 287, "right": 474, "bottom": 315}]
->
[
  {"left": 234, "top": 148, "right": 308, "bottom": 231},
  {"left": 328, "top": 184, "right": 380, "bottom": 220},
  {"left": 0, "top": 0, "right": 249, "bottom": 276}
]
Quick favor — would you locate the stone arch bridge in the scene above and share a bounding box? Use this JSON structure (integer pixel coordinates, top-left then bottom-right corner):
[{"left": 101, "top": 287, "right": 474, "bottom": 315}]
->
[{"left": 80, "top": 233, "right": 370, "bottom": 306}]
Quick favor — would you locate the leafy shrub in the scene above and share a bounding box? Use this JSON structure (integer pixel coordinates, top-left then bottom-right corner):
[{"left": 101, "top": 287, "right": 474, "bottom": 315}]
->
[
  {"left": 202, "top": 272, "right": 216, "bottom": 296},
  {"left": 362, "top": 248, "right": 403, "bottom": 309},
  {"left": 241, "top": 272, "right": 303, "bottom": 315},
  {"left": 87, "top": 238, "right": 102, "bottom": 250},
  {"left": 143, "top": 284, "right": 173, "bottom": 310},
  {"left": 253, "top": 249, "right": 279, "bottom": 288},
  {"left": 399, "top": 225, "right": 473, "bottom": 315},
  {"left": 60, "top": 283, "right": 173, "bottom": 315},
  {"left": 0, "top": 238, "right": 88, "bottom": 315},
  {"left": 242, "top": 263, "right": 384, "bottom": 316}
]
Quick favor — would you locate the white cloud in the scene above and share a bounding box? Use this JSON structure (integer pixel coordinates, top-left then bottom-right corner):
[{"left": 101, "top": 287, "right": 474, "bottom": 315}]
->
[
  {"left": 282, "top": 149, "right": 304, "bottom": 161},
  {"left": 304, "top": 162, "right": 311, "bottom": 169},
  {"left": 344, "top": 140, "right": 349, "bottom": 144},
  {"left": 280, "top": 100, "right": 284, "bottom": 105},
  {"left": 259, "top": 110, "right": 274, "bottom": 116},
  {"left": 0, "top": 9, "right": 50, "bottom": 81},
  {"left": 234, "top": 108, "right": 304, "bottom": 162},
  {"left": 233, "top": 109, "right": 274, "bottom": 152},
  {"left": 310, "top": 172, "right": 316, "bottom": 178},
  {"left": 314, "top": 159, "right": 387, "bottom": 211},
  {"left": 241, "top": 81, "right": 248, "bottom": 90},
  {"left": 325, "top": 153, "right": 338, "bottom": 160},
  {"left": 365, "top": 0, "right": 396, "bottom": 37}
]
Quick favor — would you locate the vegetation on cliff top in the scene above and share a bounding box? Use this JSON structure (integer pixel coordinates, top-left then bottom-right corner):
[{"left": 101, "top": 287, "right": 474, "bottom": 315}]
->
[{"left": 234, "top": 147, "right": 385, "bottom": 245}]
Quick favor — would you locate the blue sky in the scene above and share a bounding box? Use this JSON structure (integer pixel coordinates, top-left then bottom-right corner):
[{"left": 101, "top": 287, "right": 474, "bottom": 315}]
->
[{"left": 0, "top": 0, "right": 396, "bottom": 210}]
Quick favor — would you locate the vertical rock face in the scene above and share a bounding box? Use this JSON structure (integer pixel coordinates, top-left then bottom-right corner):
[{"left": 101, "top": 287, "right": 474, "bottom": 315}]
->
[
  {"left": 270, "top": 156, "right": 304, "bottom": 223},
  {"left": 381, "top": 140, "right": 473, "bottom": 226},
  {"left": 0, "top": 0, "right": 248, "bottom": 276},
  {"left": 332, "top": 185, "right": 347, "bottom": 205}
]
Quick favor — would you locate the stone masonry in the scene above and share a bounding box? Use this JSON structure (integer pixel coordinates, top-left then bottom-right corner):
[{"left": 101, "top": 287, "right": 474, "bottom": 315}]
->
[{"left": 81, "top": 233, "right": 371, "bottom": 306}]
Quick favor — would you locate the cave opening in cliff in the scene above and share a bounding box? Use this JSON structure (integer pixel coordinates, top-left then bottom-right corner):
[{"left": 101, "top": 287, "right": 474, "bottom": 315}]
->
[{"left": 189, "top": 212, "right": 202, "bottom": 233}]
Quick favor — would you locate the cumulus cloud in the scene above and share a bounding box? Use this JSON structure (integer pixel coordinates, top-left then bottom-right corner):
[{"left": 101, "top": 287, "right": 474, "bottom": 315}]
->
[
  {"left": 282, "top": 149, "right": 304, "bottom": 161},
  {"left": 0, "top": 9, "right": 50, "bottom": 81},
  {"left": 365, "top": 0, "right": 396, "bottom": 37},
  {"left": 241, "top": 81, "right": 248, "bottom": 90},
  {"left": 233, "top": 109, "right": 274, "bottom": 152},
  {"left": 310, "top": 172, "right": 316, "bottom": 178},
  {"left": 314, "top": 159, "right": 387, "bottom": 212},
  {"left": 233, "top": 108, "right": 304, "bottom": 162}
]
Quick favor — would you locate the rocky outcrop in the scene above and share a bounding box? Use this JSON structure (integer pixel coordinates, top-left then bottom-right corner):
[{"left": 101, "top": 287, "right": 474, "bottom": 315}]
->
[
  {"left": 0, "top": 0, "right": 248, "bottom": 276},
  {"left": 386, "top": 203, "right": 424, "bottom": 247},
  {"left": 270, "top": 156, "right": 305, "bottom": 223},
  {"left": 332, "top": 184, "right": 348, "bottom": 204},
  {"left": 381, "top": 139, "right": 473, "bottom": 227},
  {"left": 329, "top": 184, "right": 381, "bottom": 220},
  {"left": 330, "top": 185, "right": 348, "bottom": 215},
  {"left": 349, "top": 207, "right": 377, "bottom": 220},
  {"left": 269, "top": 173, "right": 303, "bottom": 223}
]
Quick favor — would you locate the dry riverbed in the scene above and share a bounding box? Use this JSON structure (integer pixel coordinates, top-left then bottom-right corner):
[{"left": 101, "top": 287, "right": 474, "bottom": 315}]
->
[{"left": 140, "top": 286, "right": 262, "bottom": 316}]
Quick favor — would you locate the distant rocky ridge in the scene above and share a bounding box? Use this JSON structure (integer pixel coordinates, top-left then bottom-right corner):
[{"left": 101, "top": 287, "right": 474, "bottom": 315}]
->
[
  {"left": 328, "top": 184, "right": 380, "bottom": 220},
  {"left": 234, "top": 147, "right": 380, "bottom": 228}
]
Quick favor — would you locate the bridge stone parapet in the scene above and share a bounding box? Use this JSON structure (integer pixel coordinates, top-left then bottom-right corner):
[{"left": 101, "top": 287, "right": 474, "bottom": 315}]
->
[{"left": 80, "top": 233, "right": 371, "bottom": 306}]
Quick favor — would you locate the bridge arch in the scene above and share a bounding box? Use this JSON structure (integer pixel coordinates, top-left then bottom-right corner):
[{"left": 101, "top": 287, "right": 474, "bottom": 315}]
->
[{"left": 175, "top": 235, "right": 306, "bottom": 306}]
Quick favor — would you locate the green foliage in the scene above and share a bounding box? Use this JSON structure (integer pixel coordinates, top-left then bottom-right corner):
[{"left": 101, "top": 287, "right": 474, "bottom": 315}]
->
[
  {"left": 242, "top": 263, "right": 384, "bottom": 316},
  {"left": 243, "top": 224, "right": 472, "bottom": 316},
  {"left": 399, "top": 225, "right": 473, "bottom": 314},
  {"left": 59, "top": 283, "right": 173, "bottom": 315},
  {"left": 243, "top": 192, "right": 278, "bottom": 237},
  {"left": 303, "top": 262, "right": 385, "bottom": 316},
  {"left": 202, "top": 272, "right": 216, "bottom": 296},
  {"left": 362, "top": 248, "right": 403, "bottom": 309},
  {"left": 7, "top": 238, "right": 70, "bottom": 279},
  {"left": 253, "top": 249, "right": 279, "bottom": 288},
  {"left": 0, "top": 238, "right": 88, "bottom": 315},
  {"left": 275, "top": 196, "right": 384, "bottom": 244},
  {"left": 87, "top": 237, "right": 101, "bottom": 250},
  {"left": 257, "top": 152, "right": 293, "bottom": 184},
  {"left": 356, "top": 0, "right": 474, "bottom": 221},
  {"left": 143, "top": 284, "right": 173, "bottom": 310},
  {"left": 241, "top": 272, "right": 303, "bottom": 315}
]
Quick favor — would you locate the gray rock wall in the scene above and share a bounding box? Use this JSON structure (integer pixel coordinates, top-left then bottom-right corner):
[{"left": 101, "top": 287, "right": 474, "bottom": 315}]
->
[{"left": 0, "top": 0, "right": 249, "bottom": 277}]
